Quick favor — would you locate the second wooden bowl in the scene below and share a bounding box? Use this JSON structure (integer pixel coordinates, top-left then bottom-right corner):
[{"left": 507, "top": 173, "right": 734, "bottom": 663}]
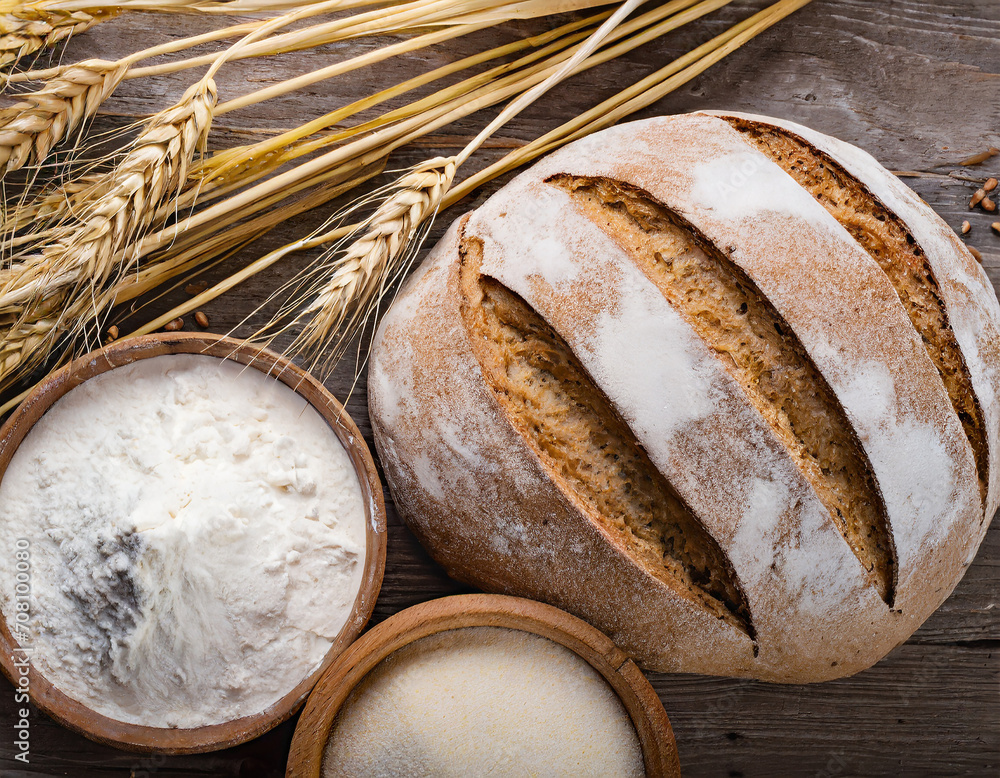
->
[
  {"left": 0, "top": 333, "right": 388, "bottom": 754},
  {"left": 287, "top": 593, "right": 681, "bottom": 777}
]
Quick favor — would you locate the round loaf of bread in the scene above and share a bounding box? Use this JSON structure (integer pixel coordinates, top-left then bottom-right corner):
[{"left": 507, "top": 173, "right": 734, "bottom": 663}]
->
[{"left": 368, "top": 112, "right": 1000, "bottom": 682}]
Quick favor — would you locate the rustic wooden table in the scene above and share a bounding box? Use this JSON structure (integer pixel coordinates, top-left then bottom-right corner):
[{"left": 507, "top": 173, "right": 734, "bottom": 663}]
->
[{"left": 1, "top": 0, "right": 998, "bottom": 775}]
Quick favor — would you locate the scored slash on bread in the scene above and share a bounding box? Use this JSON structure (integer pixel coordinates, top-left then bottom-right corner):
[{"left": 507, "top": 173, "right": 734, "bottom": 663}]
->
[
  {"left": 723, "top": 115, "right": 991, "bottom": 511},
  {"left": 461, "top": 259, "right": 757, "bottom": 642},
  {"left": 368, "top": 113, "right": 1000, "bottom": 682},
  {"left": 546, "top": 173, "right": 895, "bottom": 607}
]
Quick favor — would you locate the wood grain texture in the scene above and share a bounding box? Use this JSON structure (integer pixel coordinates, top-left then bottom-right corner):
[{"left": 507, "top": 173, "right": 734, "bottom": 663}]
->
[{"left": 1, "top": 0, "right": 998, "bottom": 775}]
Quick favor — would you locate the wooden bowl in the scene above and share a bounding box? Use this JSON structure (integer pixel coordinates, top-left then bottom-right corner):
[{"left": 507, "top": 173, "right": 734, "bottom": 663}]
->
[
  {"left": 0, "top": 333, "right": 387, "bottom": 754},
  {"left": 287, "top": 593, "right": 681, "bottom": 777}
]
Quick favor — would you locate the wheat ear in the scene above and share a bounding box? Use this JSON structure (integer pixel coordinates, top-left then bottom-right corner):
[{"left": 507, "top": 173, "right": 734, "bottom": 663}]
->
[
  {"left": 0, "top": 77, "right": 216, "bottom": 307},
  {"left": 0, "top": 313, "right": 56, "bottom": 381},
  {"left": 282, "top": 0, "right": 641, "bottom": 369},
  {"left": 0, "top": 8, "right": 107, "bottom": 71},
  {"left": 0, "top": 58, "right": 129, "bottom": 176},
  {"left": 0, "top": 1, "right": 325, "bottom": 387},
  {"left": 4, "top": 172, "right": 102, "bottom": 236},
  {"left": 0, "top": 78, "right": 216, "bottom": 388},
  {"left": 294, "top": 157, "right": 456, "bottom": 354}
]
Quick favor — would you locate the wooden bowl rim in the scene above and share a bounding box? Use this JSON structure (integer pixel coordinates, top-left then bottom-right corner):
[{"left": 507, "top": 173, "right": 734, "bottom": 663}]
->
[
  {"left": 0, "top": 332, "right": 388, "bottom": 754},
  {"left": 286, "top": 593, "right": 681, "bottom": 778}
]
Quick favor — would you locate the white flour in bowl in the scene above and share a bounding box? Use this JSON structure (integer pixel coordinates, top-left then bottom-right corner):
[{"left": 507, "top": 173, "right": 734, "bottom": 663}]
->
[
  {"left": 0, "top": 354, "right": 368, "bottom": 728},
  {"left": 322, "top": 626, "right": 645, "bottom": 777}
]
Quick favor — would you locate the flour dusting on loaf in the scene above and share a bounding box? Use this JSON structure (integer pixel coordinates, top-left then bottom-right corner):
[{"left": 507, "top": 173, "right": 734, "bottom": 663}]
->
[
  {"left": 689, "top": 150, "right": 822, "bottom": 221},
  {"left": 369, "top": 113, "right": 1000, "bottom": 682}
]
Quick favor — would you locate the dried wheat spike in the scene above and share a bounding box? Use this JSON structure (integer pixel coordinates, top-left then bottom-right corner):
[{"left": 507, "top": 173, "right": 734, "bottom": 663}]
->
[
  {"left": 3, "top": 78, "right": 217, "bottom": 303},
  {"left": 7, "top": 172, "right": 101, "bottom": 232},
  {"left": 301, "top": 157, "right": 457, "bottom": 349},
  {"left": 0, "top": 58, "right": 129, "bottom": 176},
  {"left": 0, "top": 314, "right": 56, "bottom": 380},
  {"left": 0, "top": 8, "right": 107, "bottom": 71},
  {"left": 0, "top": 78, "right": 217, "bottom": 386}
]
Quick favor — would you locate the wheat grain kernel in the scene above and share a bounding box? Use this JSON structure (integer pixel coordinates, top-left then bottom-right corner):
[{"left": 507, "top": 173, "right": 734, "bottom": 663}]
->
[{"left": 961, "top": 148, "right": 1000, "bottom": 166}]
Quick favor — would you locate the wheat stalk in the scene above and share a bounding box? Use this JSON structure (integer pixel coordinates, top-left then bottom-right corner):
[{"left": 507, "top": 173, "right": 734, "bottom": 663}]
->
[
  {"left": 192, "top": 8, "right": 605, "bottom": 191},
  {"left": 0, "top": 0, "right": 466, "bottom": 188},
  {"left": 0, "top": 164, "right": 382, "bottom": 399},
  {"left": 0, "top": 0, "right": 386, "bottom": 186},
  {"left": 2, "top": 8, "right": 547, "bottom": 230},
  {"left": 1, "top": 78, "right": 216, "bottom": 303},
  {"left": 0, "top": 6, "right": 108, "bottom": 70},
  {"left": 0, "top": 0, "right": 613, "bottom": 216},
  {"left": 33, "top": 0, "right": 377, "bottom": 14},
  {"left": 8, "top": 16, "right": 265, "bottom": 83},
  {"left": 193, "top": 0, "right": 718, "bottom": 190},
  {"left": 11, "top": 0, "right": 387, "bottom": 85},
  {"left": 0, "top": 1, "right": 337, "bottom": 385},
  {"left": 11, "top": 0, "right": 597, "bottom": 87},
  {"left": 3, "top": 11, "right": 578, "bottom": 250}
]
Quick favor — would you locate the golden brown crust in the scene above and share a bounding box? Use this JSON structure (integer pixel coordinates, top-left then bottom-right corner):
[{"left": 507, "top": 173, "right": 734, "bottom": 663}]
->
[
  {"left": 459, "top": 237, "right": 755, "bottom": 637},
  {"left": 723, "top": 116, "right": 989, "bottom": 509},
  {"left": 369, "top": 114, "right": 998, "bottom": 682},
  {"left": 370, "top": 218, "right": 758, "bottom": 677},
  {"left": 549, "top": 173, "right": 895, "bottom": 604},
  {"left": 710, "top": 111, "right": 1000, "bottom": 523}
]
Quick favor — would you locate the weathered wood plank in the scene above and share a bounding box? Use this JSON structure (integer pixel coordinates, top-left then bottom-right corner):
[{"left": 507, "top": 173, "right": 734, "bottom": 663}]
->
[
  {"left": 1, "top": 0, "right": 998, "bottom": 774},
  {"left": 657, "top": 643, "right": 1000, "bottom": 777}
]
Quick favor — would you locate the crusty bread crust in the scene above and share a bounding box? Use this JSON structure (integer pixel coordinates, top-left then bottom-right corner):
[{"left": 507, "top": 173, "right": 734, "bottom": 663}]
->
[
  {"left": 711, "top": 111, "right": 1000, "bottom": 524},
  {"left": 370, "top": 218, "right": 759, "bottom": 677},
  {"left": 369, "top": 114, "right": 998, "bottom": 682}
]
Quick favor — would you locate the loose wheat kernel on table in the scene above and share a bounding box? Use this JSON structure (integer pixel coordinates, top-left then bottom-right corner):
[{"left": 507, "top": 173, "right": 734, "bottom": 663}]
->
[
  {"left": 992, "top": 222, "right": 1000, "bottom": 236},
  {"left": 961, "top": 147, "right": 1000, "bottom": 166},
  {"left": 195, "top": 311, "right": 210, "bottom": 328},
  {"left": 983, "top": 197, "right": 997, "bottom": 213},
  {"left": 164, "top": 318, "right": 184, "bottom": 331},
  {"left": 106, "top": 325, "right": 119, "bottom": 342},
  {"left": 961, "top": 220, "right": 972, "bottom": 235},
  {"left": 969, "top": 246, "right": 984, "bottom": 262},
  {"left": 971, "top": 189, "right": 986, "bottom": 208},
  {"left": 985, "top": 178, "right": 998, "bottom": 193}
]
